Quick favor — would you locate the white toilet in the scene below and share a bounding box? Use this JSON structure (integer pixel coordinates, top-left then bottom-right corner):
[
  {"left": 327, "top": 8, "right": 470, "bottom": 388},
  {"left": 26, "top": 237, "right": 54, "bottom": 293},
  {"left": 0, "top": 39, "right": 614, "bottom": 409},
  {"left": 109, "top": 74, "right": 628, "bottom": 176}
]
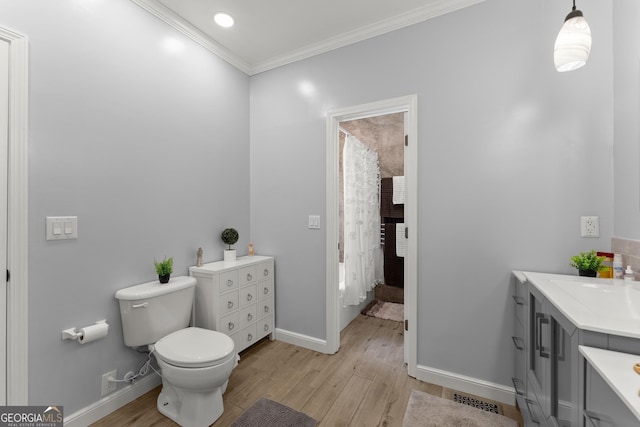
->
[{"left": 115, "top": 276, "right": 237, "bottom": 427}]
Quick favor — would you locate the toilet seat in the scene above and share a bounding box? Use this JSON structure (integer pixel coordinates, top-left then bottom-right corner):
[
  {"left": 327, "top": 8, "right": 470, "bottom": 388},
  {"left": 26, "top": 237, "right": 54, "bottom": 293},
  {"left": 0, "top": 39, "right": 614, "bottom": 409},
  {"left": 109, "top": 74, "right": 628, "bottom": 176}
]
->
[{"left": 154, "top": 327, "right": 235, "bottom": 368}]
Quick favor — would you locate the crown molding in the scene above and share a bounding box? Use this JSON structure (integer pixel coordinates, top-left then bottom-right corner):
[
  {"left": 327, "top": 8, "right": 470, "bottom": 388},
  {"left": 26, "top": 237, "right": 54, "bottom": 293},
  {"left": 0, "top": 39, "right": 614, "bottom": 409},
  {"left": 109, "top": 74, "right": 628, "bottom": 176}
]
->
[
  {"left": 130, "top": 0, "right": 252, "bottom": 74},
  {"left": 251, "top": 0, "right": 485, "bottom": 75},
  {"left": 131, "top": 0, "right": 484, "bottom": 76}
]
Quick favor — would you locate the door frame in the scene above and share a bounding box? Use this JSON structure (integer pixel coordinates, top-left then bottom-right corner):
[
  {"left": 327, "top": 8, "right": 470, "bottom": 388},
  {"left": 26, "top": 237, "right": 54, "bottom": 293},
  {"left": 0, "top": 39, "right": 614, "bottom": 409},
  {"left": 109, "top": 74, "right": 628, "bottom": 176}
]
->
[
  {"left": 0, "top": 26, "right": 29, "bottom": 405},
  {"left": 325, "top": 94, "right": 418, "bottom": 377}
]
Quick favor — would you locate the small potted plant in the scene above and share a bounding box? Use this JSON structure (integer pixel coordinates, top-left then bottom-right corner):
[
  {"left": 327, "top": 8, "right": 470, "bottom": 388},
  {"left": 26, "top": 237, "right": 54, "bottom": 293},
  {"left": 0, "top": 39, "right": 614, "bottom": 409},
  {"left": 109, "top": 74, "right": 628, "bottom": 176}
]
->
[
  {"left": 154, "top": 257, "right": 173, "bottom": 283},
  {"left": 570, "top": 250, "right": 605, "bottom": 277},
  {"left": 221, "top": 228, "right": 239, "bottom": 262}
]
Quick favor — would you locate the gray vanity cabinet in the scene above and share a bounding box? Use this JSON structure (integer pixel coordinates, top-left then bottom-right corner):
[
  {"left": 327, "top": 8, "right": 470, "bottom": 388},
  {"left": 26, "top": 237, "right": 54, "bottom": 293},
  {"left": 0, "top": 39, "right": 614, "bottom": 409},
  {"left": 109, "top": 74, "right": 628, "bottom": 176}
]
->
[
  {"left": 583, "top": 362, "right": 638, "bottom": 427},
  {"left": 514, "top": 272, "right": 640, "bottom": 427},
  {"left": 525, "top": 281, "right": 580, "bottom": 427},
  {"left": 512, "top": 273, "right": 528, "bottom": 416}
]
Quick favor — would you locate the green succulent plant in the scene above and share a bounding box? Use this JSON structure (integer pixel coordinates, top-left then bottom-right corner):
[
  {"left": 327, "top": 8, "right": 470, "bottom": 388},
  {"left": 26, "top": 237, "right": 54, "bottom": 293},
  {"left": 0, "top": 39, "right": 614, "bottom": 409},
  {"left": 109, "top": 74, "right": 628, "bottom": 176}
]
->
[
  {"left": 221, "top": 228, "right": 239, "bottom": 250},
  {"left": 569, "top": 250, "right": 605, "bottom": 272},
  {"left": 154, "top": 257, "right": 173, "bottom": 276}
]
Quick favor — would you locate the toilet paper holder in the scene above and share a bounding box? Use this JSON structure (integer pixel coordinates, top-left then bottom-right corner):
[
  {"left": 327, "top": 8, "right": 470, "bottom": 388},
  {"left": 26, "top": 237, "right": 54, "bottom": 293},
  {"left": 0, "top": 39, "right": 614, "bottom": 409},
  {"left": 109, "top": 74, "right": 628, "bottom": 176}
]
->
[{"left": 61, "top": 319, "right": 108, "bottom": 342}]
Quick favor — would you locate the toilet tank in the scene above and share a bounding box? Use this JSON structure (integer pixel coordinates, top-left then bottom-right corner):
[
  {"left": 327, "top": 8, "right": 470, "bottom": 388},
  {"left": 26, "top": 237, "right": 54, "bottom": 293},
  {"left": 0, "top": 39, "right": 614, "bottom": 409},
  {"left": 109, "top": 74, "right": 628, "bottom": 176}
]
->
[{"left": 115, "top": 276, "right": 196, "bottom": 347}]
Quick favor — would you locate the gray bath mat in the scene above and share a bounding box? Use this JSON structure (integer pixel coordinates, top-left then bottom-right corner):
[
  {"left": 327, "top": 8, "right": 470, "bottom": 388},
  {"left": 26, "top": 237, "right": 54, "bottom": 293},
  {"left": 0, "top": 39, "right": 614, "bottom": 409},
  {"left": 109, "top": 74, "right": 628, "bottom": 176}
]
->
[
  {"left": 402, "top": 390, "right": 517, "bottom": 427},
  {"left": 232, "top": 398, "right": 317, "bottom": 427}
]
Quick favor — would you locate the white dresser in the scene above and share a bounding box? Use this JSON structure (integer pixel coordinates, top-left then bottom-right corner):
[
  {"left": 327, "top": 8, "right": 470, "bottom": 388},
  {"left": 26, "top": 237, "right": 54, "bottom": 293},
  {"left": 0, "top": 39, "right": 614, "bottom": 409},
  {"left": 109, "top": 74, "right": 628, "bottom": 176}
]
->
[{"left": 189, "top": 255, "right": 275, "bottom": 353}]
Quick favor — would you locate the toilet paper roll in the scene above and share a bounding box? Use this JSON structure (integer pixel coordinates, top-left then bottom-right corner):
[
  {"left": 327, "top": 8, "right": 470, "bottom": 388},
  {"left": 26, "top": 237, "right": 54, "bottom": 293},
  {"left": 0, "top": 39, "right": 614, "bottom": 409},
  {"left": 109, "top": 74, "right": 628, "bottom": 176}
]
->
[{"left": 78, "top": 321, "right": 109, "bottom": 344}]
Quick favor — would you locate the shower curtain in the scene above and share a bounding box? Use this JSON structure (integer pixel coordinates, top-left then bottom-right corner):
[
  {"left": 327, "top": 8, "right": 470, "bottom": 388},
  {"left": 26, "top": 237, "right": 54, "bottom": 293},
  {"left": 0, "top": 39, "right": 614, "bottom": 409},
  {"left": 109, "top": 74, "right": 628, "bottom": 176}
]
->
[{"left": 342, "top": 135, "right": 383, "bottom": 306}]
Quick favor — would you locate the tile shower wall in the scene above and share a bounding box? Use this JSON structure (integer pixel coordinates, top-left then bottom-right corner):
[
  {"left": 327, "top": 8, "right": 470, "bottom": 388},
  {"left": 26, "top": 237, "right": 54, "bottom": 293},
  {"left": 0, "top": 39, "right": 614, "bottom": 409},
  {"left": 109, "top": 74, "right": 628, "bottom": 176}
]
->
[{"left": 611, "top": 238, "right": 640, "bottom": 277}]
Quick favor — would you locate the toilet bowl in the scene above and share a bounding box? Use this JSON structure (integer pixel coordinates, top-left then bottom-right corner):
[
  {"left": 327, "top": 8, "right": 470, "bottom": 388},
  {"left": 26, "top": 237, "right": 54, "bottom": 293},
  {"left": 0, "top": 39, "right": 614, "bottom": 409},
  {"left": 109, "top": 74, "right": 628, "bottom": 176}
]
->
[
  {"left": 154, "top": 327, "right": 236, "bottom": 426},
  {"left": 115, "top": 276, "right": 237, "bottom": 427}
]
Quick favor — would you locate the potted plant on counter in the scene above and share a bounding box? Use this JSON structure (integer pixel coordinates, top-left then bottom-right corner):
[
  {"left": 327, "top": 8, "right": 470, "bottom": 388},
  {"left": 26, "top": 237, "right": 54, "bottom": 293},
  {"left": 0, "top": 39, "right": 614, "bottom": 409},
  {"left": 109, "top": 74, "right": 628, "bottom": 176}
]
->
[
  {"left": 154, "top": 257, "right": 173, "bottom": 283},
  {"left": 570, "top": 250, "right": 605, "bottom": 277},
  {"left": 221, "top": 228, "right": 239, "bottom": 262}
]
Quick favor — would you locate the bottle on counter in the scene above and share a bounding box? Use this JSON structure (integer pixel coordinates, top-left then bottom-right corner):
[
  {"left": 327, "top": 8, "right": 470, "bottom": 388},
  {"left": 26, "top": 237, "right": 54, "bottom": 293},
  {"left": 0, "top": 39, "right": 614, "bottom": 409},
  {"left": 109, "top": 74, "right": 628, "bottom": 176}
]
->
[
  {"left": 624, "top": 265, "right": 635, "bottom": 282},
  {"left": 613, "top": 253, "right": 624, "bottom": 279}
]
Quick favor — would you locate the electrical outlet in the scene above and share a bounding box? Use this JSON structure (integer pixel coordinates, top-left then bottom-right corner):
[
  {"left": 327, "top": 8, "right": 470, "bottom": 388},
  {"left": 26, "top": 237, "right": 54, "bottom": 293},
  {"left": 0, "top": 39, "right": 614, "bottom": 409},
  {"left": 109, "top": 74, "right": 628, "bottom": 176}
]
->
[
  {"left": 101, "top": 369, "right": 117, "bottom": 396},
  {"left": 581, "top": 216, "right": 600, "bottom": 238}
]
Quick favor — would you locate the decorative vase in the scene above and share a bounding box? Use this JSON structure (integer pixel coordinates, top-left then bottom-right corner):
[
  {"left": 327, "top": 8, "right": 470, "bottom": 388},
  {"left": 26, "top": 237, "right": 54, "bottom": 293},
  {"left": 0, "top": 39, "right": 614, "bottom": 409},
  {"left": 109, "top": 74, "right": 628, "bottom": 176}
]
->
[
  {"left": 578, "top": 269, "right": 597, "bottom": 277},
  {"left": 159, "top": 274, "right": 170, "bottom": 283},
  {"left": 224, "top": 249, "right": 236, "bottom": 263}
]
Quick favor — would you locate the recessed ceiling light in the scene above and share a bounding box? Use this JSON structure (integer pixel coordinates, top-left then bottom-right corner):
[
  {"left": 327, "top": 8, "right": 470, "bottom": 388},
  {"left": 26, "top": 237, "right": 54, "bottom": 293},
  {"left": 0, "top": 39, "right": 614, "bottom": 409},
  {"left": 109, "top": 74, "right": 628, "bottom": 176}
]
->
[{"left": 214, "top": 12, "right": 234, "bottom": 28}]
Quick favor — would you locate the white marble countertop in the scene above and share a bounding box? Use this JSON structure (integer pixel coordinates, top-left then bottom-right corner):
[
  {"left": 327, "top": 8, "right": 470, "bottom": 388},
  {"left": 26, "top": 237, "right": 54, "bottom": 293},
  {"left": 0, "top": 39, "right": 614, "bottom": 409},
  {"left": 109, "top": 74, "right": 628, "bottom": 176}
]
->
[
  {"left": 579, "top": 345, "right": 640, "bottom": 421},
  {"left": 524, "top": 272, "right": 640, "bottom": 339}
]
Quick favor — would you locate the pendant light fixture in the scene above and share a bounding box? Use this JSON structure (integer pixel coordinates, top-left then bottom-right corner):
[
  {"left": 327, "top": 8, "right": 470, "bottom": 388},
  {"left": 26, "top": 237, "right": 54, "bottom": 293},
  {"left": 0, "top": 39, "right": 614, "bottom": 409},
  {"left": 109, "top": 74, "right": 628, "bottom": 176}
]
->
[{"left": 553, "top": 0, "right": 591, "bottom": 72}]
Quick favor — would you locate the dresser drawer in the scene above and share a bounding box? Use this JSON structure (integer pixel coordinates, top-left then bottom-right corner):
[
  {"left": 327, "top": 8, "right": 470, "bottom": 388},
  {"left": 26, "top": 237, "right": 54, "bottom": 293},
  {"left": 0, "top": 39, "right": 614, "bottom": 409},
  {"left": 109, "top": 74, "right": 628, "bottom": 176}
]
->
[
  {"left": 219, "top": 290, "right": 239, "bottom": 315},
  {"left": 239, "top": 284, "right": 257, "bottom": 307},
  {"left": 219, "top": 270, "right": 239, "bottom": 293},
  {"left": 239, "top": 265, "right": 257, "bottom": 286},
  {"left": 220, "top": 311, "right": 239, "bottom": 335},
  {"left": 257, "top": 314, "right": 274, "bottom": 340},
  {"left": 258, "top": 278, "right": 273, "bottom": 300},
  {"left": 239, "top": 304, "right": 257, "bottom": 329},
  {"left": 238, "top": 323, "right": 258, "bottom": 350},
  {"left": 258, "top": 261, "right": 274, "bottom": 281},
  {"left": 258, "top": 297, "right": 274, "bottom": 319}
]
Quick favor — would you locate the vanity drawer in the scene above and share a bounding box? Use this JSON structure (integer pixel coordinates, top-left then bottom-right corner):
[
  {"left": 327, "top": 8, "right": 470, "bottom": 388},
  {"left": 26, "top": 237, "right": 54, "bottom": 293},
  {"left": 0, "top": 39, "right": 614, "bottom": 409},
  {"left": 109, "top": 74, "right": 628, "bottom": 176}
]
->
[
  {"left": 239, "top": 304, "right": 257, "bottom": 329},
  {"left": 219, "top": 270, "right": 238, "bottom": 293},
  {"left": 258, "top": 278, "right": 273, "bottom": 300},
  {"left": 513, "top": 276, "right": 526, "bottom": 328},
  {"left": 258, "top": 297, "right": 274, "bottom": 319},
  {"left": 220, "top": 311, "right": 239, "bottom": 335},
  {"left": 239, "top": 265, "right": 257, "bottom": 286},
  {"left": 219, "top": 290, "right": 239, "bottom": 315},
  {"left": 257, "top": 314, "right": 274, "bottom": 340},
  {"left": 239, "top": 284, "right": 257, "bottom": 307}
]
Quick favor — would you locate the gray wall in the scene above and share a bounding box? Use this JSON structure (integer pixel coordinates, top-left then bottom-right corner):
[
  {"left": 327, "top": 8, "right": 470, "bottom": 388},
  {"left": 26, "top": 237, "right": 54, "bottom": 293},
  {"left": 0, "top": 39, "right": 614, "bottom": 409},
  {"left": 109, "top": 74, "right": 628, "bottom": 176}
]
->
[
  {"left": 1, "top": 0, "right": 250, "bottom": 412},
  {"left": 0, "top": 0, "right": 622, "bottom": 414},
  {"left": 613, "top": 0, "right": 640, "bottom": 240},
  {"left": 250, "top": 0, "right": 613, "bottom": 387}
]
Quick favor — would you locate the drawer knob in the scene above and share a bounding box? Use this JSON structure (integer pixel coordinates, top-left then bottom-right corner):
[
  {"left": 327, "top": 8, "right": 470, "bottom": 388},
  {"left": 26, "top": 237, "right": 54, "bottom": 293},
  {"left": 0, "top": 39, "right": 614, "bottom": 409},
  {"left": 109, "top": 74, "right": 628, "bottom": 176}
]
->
[
  {"left": 264, "top": 287, "right": 269, "bottom": 294},
  {"left": 264, "top": 324, "right": 269, "bottom": 332},
  {"left": 228, "top": 322, "right": 235, "bottom": 331},
  {"left": 264, "top": 306, "right": 269, "bottom": 313},
  {"left": 247, "top": 273, "right": 253, "bottom": 281},
  {"left": 227, "top": 279, "right": 234, "bottom": 287},
  {"left": 247, "top": 333, "right": 253, "bottom": 342},
  {"left": 247, "top": 313, "right": 253, "bottom": 321},
  {"left": 264, "top": 268, "right": 269, "bottom": 276},
  {"left": 247, "top": 294, "right": 253, "bottom": 302},
  {"left": 227, "top": 301, "right": 234, "bottom": 309}
]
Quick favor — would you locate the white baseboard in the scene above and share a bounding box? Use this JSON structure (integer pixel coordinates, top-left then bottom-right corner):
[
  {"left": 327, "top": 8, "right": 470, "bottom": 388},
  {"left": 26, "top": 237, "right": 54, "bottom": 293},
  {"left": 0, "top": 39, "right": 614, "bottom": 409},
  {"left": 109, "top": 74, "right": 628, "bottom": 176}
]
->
[
  {"left": 274, "top": 328, "right": 332, "bottom": 354},
  {"left": 415, "top": 364, "right": 516, "bottom": 406},
  {"left": 64, "top": 373, "right": 161, "bottom": 427}
]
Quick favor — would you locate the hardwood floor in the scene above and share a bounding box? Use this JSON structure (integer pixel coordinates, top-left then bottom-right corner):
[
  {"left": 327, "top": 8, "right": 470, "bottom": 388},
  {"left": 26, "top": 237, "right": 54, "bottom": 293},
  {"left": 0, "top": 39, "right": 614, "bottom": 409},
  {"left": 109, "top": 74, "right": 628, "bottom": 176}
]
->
[{"left": 92, "top": 314, "right": 522, "bottom": 426}]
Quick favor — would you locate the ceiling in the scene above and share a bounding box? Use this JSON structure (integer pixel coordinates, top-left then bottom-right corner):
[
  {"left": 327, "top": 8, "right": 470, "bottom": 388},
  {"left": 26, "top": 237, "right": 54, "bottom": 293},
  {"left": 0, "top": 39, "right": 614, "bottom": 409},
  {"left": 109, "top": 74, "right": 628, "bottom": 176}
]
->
[{"left": 131, "top": 0, "right": 484, "bottom": 75}]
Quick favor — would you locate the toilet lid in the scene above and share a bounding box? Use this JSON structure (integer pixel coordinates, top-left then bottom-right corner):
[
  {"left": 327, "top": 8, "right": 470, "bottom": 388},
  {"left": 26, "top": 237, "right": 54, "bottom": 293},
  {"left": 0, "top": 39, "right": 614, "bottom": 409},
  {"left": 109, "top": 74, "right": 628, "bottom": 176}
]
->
[{"left": 154, "top": 327, "right": 235, "bottom": 368}]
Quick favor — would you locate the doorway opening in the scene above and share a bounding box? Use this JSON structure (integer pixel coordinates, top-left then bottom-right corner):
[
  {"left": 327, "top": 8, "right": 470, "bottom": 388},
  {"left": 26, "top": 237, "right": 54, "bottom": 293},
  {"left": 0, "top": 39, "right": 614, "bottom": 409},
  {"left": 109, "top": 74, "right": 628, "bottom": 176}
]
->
[
  {"left": 338, "top": 113, "right": 404, "bottom": 330},
  {"left": 325, "top": 95, "right": 417, "bottom": 377}
]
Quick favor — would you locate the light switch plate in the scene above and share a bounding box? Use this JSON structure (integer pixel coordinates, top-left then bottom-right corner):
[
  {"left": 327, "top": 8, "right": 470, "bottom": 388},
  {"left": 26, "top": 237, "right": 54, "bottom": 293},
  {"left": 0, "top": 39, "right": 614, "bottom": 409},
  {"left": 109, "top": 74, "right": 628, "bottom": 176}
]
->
[
  {"left": 308, "top": 215, "right": 320, "bottom": 229},
  {"left": 46, "top": 216, "right": 78, "bottom": 240}
]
